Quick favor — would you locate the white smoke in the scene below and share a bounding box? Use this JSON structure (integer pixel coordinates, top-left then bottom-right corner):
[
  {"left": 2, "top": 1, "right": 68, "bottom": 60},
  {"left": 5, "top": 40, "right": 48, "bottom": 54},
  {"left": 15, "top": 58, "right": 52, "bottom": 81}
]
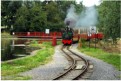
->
[
  {"left": 64, "top": 4, "right": 98, "bottom": 29},
  {"left": 76, "top": 6, "right": 98, "bottom": 27},
  {"left": 64, "top": 4, "right": 79, "bottom": 28}
]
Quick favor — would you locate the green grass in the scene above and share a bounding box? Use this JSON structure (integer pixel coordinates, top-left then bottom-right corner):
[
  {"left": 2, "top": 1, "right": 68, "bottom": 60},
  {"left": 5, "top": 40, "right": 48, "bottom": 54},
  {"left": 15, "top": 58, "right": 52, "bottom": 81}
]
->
[
  {"left": 1, "top": 42, "right": 54, "bottom": 78},
  {"left": 12, "top": 76, "right": 31, "bottom": 80},
  {"left": 2, "top": 75, "right": 31, "bottom": 80},
  {"left": 57, "top": 40, "right": 62, "bottom": 45},
  {"left": 1, "top": 32, "right": 15, "bottom": 38},
  {"left": 29, "top": 40, "right": 43, "bottom": 48},
  {"left": 78, "top": 46, "right": 121, "bottom": 70}
]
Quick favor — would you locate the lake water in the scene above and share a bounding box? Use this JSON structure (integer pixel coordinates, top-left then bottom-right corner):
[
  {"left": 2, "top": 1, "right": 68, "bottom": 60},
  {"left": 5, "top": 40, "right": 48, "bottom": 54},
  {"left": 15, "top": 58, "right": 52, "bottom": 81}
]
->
[{"left": 1, "top": 38, "right": 47, "bottom": 61}]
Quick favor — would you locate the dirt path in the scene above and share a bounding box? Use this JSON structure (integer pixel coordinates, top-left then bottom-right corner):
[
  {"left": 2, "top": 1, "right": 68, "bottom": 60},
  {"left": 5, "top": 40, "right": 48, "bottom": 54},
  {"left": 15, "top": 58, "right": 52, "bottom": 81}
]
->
[
  {"left": 71, "top": 44, "right": 120, "bottom": 80},
  {"left": 11, "top": 44, "right": 121, "bottom": 80},
  {"left": 19, "top": 45, "right": 69, "bottom": 80}
]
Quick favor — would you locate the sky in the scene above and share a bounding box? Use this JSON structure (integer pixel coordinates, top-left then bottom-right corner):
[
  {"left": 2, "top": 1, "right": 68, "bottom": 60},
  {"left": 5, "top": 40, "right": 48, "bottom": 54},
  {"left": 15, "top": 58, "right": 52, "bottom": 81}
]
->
[
  {"left": 14, "top": 0, "right": 102, "bottom": 7},
  {"left": 76, "top": 0, "right": 101, "bottom": 7}
]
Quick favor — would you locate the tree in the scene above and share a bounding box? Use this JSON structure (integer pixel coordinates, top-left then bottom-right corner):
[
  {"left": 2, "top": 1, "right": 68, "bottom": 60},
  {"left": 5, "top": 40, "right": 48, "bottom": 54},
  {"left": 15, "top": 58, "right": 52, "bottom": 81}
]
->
[
  {"left": 98, "top": 1, "right": 120, "bottom": 43},
  {"left": 1, "top": 1, "right": 83, "bottom": 32},
  {"left": 14, "top": 5, "right": 29, "bottom": 32},
  {"left": 1, "top": 1, "right": 22, "bottom": 30},
  {"left": 44, "top": 1, "right": 62, "bottom": 31},
  {"left": 30, "top": 3, "right": 47, "bottom": 31}
]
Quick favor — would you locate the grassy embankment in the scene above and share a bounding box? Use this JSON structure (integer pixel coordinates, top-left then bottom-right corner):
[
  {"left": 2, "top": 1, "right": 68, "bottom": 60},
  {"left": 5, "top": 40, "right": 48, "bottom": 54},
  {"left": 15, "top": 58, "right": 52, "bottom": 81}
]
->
[
  {"left": 78, "top": 39, "right": 121, "bottom": 70},
  {"left": 2, "top": 41, "right": 55, "bottom": 80},
  {"left": 1, "top": 32, "right": 15, "bottom": 38}
]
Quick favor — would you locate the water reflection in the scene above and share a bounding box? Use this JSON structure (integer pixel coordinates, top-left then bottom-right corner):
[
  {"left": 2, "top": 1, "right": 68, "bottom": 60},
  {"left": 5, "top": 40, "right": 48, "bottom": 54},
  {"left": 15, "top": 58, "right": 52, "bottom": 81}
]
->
[
  {"left": 1, "top": 39, "right": 14, "bottom": 61},
  {"left": 1, "top": 38, "right": 52, "bottom": 61},
  {"left": 1, "top": 39, "right": 30, "bottom": 61}
]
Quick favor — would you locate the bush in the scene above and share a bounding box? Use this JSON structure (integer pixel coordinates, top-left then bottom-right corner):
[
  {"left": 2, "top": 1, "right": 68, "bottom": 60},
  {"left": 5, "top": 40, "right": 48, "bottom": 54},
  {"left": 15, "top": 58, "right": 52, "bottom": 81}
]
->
[{"left": 81, "top": 38, "right": 87, "bottom": 48}]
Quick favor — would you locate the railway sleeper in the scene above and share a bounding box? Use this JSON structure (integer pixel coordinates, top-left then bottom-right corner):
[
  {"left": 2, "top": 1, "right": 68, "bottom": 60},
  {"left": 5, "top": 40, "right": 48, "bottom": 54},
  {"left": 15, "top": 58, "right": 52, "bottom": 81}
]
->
[{"left": 55, "top": 45, "right": 93, "bottom": 80}]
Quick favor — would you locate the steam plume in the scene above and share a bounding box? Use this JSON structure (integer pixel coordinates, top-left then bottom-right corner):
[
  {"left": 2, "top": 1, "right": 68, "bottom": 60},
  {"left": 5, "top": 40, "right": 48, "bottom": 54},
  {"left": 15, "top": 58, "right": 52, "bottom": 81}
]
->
[
  {"left": 64, "top": 4, "right": 79, "bottom": 28},
  {"left": 64, "top": 4, "right": 98, "bottom": 28}
]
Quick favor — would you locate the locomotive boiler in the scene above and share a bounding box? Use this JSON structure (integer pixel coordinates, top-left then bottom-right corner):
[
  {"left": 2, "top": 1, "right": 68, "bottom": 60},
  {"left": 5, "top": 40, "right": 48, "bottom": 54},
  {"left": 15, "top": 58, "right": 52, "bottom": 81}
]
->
[{"left": 62, "top": 26, "right": 74, "bottom": 45}]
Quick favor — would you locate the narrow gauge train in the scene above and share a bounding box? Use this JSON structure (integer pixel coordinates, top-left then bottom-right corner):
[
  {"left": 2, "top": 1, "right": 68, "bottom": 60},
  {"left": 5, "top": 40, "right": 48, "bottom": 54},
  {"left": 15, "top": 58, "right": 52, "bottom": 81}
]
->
[
  {"left": 62, "top": 27, "right": 104, "bottom": 45},
  {"left": 62, "top": 27, "right": 74, "bottom": 45}
]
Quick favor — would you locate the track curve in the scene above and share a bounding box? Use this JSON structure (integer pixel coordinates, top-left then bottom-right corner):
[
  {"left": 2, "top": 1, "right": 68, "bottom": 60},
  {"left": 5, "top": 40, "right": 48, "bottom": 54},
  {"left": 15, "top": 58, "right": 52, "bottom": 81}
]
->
[{"left": 53, "top": 45, "right": 93, "bottom": 80}]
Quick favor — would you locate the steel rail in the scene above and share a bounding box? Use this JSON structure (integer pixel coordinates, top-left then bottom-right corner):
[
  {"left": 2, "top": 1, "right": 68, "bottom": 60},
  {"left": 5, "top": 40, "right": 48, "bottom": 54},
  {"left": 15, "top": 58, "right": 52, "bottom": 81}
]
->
[
  {"left": 53, "top": 45, "right": 89, "bottom": 80},
  {"left": 67, "top": 46, "right": 89, "bottom": 80},
  {"left": 53, "top": 45, "right": 76, "bottom": 80}
]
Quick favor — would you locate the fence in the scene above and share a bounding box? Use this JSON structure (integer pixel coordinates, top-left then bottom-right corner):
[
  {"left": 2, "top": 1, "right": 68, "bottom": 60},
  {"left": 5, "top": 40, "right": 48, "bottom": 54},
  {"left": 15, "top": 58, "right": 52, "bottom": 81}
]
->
[
  {"left": 13, "top": 32, "right": 103, "bottom": 39},
  {"left": 14, "top": 32, "right": 62, "bottom": 38}
]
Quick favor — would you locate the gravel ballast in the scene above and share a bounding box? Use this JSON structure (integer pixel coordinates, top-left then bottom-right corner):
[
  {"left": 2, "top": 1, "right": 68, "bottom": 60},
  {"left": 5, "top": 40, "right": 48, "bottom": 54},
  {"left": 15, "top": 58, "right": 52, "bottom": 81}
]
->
[
  {"left": 71, "top": 44, "right": 121, "bottom": 80},
  {"left": 20, "top": 45, "right": 69, "bottom": 80},
  {"left": 20, "top": 44, "right": 120, "bottom": 80}
]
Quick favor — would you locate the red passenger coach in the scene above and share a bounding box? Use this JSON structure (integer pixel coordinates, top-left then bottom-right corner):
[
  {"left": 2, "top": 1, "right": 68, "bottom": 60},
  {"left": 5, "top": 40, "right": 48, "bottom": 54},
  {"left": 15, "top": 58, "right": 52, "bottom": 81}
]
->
[
  {"left": 96, "top": 32, "right": 104, "bottom": 39},
  {"left": 79, "top": 32, "right": 104, "bottom": 40}
]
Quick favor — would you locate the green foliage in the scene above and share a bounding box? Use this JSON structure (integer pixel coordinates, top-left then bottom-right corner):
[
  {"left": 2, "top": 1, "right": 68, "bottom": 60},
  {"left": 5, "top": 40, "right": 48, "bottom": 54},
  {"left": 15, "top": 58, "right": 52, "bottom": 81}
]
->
[
  {"left": 1, "top": 1, "right": 22, "bottom": 30},
  {"left": 1, "top": 32, "right": 14, "bottom": 38},
  {"left": 1, "top": 1, "right": 82, "bottom": 32},
  {"left": 29, "top": 40, "right": 44, "bottom": 48},
  {"left": 97, "top": 1, "right": 120, "bottom": 43},
  {"left": 78, "top": 46, "right": 121, "bottom": 70},
  {"left": 30, "top": 3, "right": 47, "bottom": 31},
  {"left": 80, "top": 38, "right": 86, "bottom": 48},
  {"left": 30, "top": 40, "right": 38, "bottom": 44},
  {"left": 1, "top": 42, "right": 54, "bottom": 77},
  {"left": 14, "top": 5, "right": 29, "bottom": 32}
]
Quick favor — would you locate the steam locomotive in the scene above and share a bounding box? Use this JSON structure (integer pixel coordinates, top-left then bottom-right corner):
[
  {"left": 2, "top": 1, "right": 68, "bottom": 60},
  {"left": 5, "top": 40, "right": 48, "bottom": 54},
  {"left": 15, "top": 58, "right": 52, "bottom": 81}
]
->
[
  {"left": 62, "top": 26, "right": 74, "bottom": 45},
  {"left": 61, "top": 21, "right": 104, "bottom": 45}
]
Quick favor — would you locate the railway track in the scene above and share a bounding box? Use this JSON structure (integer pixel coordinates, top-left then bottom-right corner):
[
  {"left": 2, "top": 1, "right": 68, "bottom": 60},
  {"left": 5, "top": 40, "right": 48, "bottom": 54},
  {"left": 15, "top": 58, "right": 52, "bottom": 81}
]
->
[{"left": 53, "top": 45, "right": 93, "bottom": 80}]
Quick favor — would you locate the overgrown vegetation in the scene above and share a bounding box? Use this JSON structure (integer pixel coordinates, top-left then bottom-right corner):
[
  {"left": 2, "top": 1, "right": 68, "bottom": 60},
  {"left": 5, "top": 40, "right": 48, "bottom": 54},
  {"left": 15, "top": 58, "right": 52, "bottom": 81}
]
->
[
  {"left": 1, "top": 42, "right": 54, "bottom": 79},
  {"left": 1, "top": 32, "right": 15, "bottom": 38},
  {"left": 78, "top": 46, "right": 121, "bottom": 70},
  {"left": 29, "top": 40, "right": 42, "bottom": 48}
]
